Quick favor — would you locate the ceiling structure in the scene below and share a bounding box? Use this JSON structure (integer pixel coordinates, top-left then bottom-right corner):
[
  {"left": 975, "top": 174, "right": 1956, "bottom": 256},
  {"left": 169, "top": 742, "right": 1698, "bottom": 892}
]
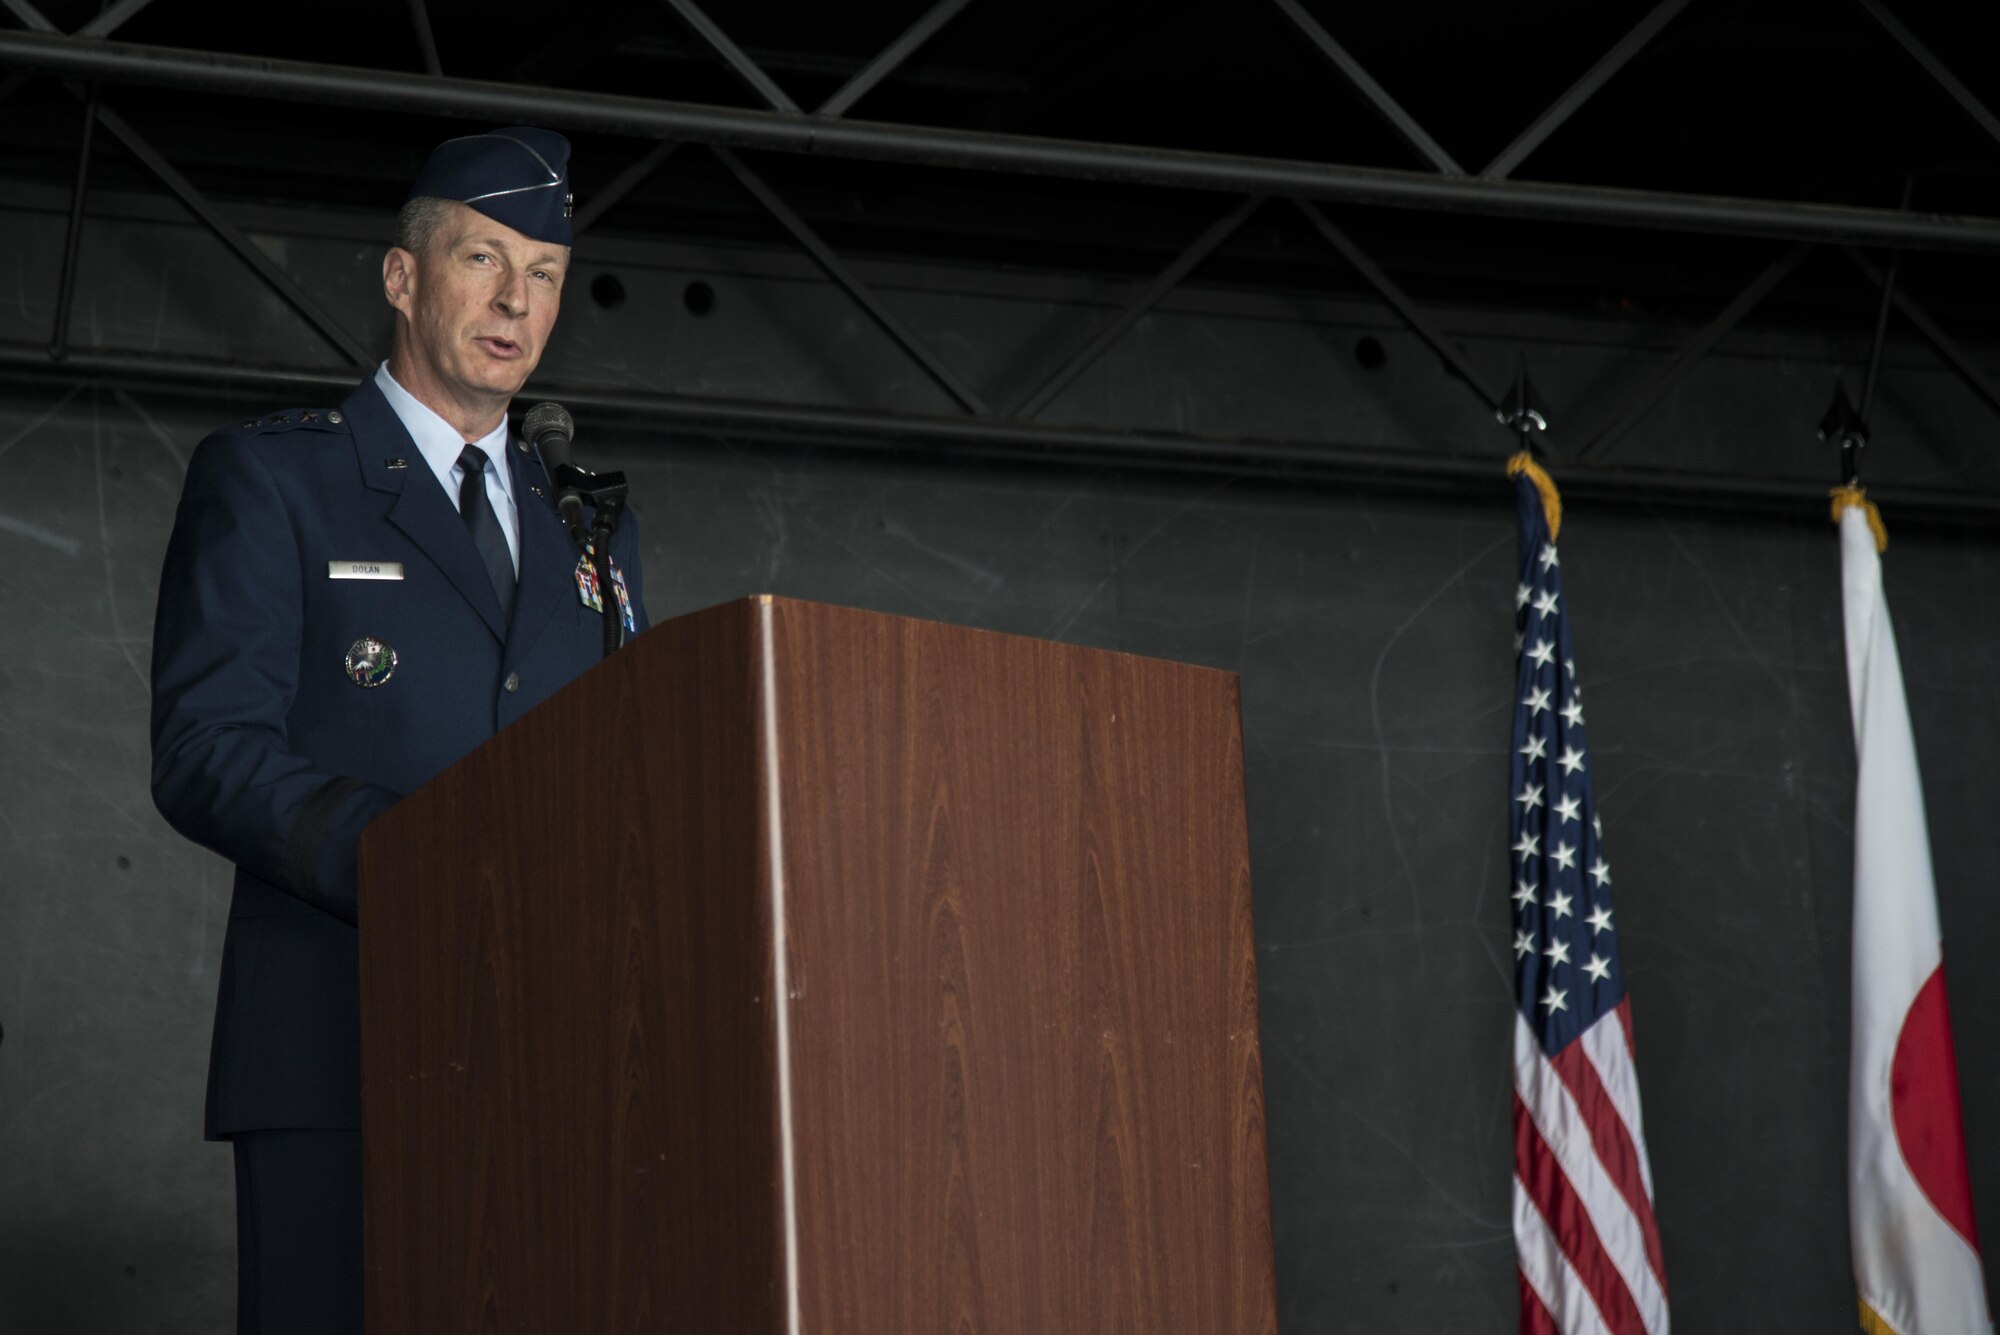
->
[{"left": 4, "top": 0, "right": 2000, "bottom": 509}]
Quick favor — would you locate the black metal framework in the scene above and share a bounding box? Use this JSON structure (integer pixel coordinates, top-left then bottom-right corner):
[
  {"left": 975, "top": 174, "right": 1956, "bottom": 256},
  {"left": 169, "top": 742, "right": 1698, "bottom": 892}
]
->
[{"left": 4, "top": 0, "right": 2000, "bottom": 518}]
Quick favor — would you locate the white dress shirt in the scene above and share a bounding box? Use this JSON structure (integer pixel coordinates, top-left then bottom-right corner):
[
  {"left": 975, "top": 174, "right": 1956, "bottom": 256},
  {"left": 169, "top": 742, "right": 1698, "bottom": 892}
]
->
[{"left": 373, "top": 361, "right": 521, "bottom": 574}]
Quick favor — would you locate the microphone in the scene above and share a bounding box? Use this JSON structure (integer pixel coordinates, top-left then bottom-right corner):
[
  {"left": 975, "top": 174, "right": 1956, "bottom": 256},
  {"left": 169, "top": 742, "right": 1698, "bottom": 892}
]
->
[{"left": 522, "top": 401, "right": 586, "bottom": 538}]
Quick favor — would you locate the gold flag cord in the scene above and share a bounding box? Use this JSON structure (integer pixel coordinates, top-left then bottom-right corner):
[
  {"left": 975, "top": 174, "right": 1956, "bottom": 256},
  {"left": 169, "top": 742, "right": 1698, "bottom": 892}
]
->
[
  {"left": 1857, "top": 1297, "right": 1902, "bottom": 1335},
  {"left": 1507, "top": 451, "right": 1562, "bottom": 541},
  {"left": 1831, "top": 483, "right": 1889, "bottom": 553}
]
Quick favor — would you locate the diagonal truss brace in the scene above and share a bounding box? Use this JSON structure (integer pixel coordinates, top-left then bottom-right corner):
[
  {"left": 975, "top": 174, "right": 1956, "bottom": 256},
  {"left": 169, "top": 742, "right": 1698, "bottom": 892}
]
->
[
  {"left": 586, "top": 0, "right": 975, "bottom": 232},
  {"left": 5, "top": 0, "right": 372, "bottom": 369},
  {"left": 1293, "top": 201, "right": 1501, "bottom": 411},
  {"left": 1577, "top": 243, "right": 1811, "bottom": 461},
  {"left": 1857, "top": 0, "right": 2000, "bottom": 155},
  {"left": 91, "top": 97, "right": 374, "bottom": 369},
  {"left": 658, "top": 0, "right": 800, "bottom": 113},
  {"left": 1843, "top": 247, "right": 2000, "bottom": 424},
  {"left": 1482, "top": 0, "right": 1694, "bottom": 180},
  {"left": 1012, "top": 195, "right": 1266, "bottom": 419},
  {"left": 634, "top": 4, "right": 989, "bottom": 414},
  {"left": 1267, "top": 0, "right": 1462, "bottom": 174},
  {"left": 711, "top": 146, "right": 988, "bottom": 415}
]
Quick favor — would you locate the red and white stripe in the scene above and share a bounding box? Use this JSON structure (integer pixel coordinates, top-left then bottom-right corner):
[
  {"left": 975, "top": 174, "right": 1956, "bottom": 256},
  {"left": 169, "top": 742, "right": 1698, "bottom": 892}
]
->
[{"left": 1514, "top": 1003, "right": 1670, "bottom": 1335}]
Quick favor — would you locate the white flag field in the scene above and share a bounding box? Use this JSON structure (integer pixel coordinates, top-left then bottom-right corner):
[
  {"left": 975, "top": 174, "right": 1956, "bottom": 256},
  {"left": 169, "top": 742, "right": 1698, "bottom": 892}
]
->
[{"left": 1839, "top": 494, "right": 1992, "bottom": 1335}]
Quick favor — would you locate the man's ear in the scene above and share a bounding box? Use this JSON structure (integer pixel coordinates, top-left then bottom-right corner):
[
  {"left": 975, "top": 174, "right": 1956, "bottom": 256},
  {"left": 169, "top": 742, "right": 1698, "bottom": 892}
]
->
[{"left": 382, "top": 247, "right": 417, "bottom": 313}]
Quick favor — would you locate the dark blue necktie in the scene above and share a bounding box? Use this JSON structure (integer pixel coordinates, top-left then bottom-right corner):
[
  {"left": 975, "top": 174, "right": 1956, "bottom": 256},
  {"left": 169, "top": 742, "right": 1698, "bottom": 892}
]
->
[{"left": 457, "top": 444, "right": 515, "bottom": 622}]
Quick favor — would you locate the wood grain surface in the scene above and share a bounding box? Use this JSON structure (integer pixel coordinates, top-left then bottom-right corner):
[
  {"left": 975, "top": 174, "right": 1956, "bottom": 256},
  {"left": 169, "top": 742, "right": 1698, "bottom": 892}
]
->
[
  {"left": 359, "top": 598, "right": 781, "bottom": 1333},
  {"left": 767, "top": 599, "right": 1277, "bottom": 1335},
  {"left": 358, "top": 596, "right": 1276, "bottom": 1332}
]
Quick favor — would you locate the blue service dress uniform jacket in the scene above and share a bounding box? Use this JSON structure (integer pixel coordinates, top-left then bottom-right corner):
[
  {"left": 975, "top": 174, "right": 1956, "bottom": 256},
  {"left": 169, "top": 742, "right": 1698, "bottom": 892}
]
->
[{"left": 150, "top": 375, "right": 649, "bottom": 1139}]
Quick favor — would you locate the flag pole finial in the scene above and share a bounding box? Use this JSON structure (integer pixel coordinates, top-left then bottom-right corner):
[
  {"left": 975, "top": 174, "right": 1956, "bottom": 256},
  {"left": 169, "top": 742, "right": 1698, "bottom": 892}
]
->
[
  {"left": 1820, "top": 375, "right": 1870, "bottom": 488},
  {"left": 1501, "top": 362, "right": 1560, "bottom": 538}
]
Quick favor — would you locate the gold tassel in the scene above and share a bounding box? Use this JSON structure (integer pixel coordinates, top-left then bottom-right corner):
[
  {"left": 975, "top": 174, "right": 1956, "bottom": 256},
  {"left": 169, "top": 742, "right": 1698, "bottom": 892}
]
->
[
  {"left": 1507, "top": 451, "right": 1562, "bottom": 541},
  {"left": 1857, "top": 1297, "right": 1902, "bottom": 1335},
  {"left": 1830, "top": 483, "right": 1888, "bottom": 553}
]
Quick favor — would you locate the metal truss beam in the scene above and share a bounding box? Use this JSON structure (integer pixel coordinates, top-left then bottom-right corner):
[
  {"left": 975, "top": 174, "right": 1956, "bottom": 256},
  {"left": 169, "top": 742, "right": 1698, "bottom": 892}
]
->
[
  {"left": 1482, "top": 0, "right": 1693, "bottom": 180},
  {"left": 659, "top": 0, "right": 801, "bottom": 113},
  {"left": 48, "top": 80, "right": 95, "bottom": 359},
  {"left": 6, "top": 30, "right": 2000, "bottom": 253},
  {"left": 1857, "top": 0, "right": 2000, "bottom": 156},
  {"left": 817, "top": 0, "right": 974, "bottom": 119},
  {"left": 1013, "top": 194, "right": 1265, "bottom": 418},
  {"left": 1292, "top": 200, "right": 1500, "bottom": 410},
  {"left": 408, "top": 0, "right": 442, "bottom": 77},
  {"left": 10, "top": 342, "right": 1999, "bottom": 521},
  {"left": 0, "top": 0, "right": 50, "bottom": 31},
  {"left": 574, "top": 139, "right": 681, "bottom": 233},
  {"left": 1578, "top": 243, "right": 1811, "bottom": 461},
  {"left": 582, "top": 0, "right": 972, "bottom": 229},
  {"left": 1266, "top": 0, "right": 1462, "bottom": 174},
  {"left": 712, "top": 145, "right": 988, "bottom": 414},
  {"left": 87, "top": 96, "right": 373, "bottom": 369},
  {"left": 1843, "top": 247, "right": 2000, "bottom": 423},
  {"left": 76, "top": 0, "right": 156, "bottom": 38}
]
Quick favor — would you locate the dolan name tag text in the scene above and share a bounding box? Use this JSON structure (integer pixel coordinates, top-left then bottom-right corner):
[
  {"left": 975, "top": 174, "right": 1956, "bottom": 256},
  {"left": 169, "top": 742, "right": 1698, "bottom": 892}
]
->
[{"left": 328, "top": 561, "right": 404, "bottom": 581}]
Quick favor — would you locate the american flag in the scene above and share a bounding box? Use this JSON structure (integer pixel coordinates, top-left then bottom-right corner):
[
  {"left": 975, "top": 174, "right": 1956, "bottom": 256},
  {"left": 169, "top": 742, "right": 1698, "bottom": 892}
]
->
[{"left": 1507, "top": 461, "right": 1670, "bottom": 1335}]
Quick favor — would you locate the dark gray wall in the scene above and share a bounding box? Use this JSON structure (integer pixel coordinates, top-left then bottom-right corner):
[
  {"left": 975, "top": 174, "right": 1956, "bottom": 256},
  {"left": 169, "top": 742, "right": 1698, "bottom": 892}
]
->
[{"left": 4, "top": 191, "right": 2000, "bottom": 1332}]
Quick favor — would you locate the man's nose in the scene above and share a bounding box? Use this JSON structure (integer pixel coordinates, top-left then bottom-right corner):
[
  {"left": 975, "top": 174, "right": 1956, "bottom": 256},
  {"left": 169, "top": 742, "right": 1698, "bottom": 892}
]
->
[{"left": 493, "top": 272, "right": 531, "bottom": 317}]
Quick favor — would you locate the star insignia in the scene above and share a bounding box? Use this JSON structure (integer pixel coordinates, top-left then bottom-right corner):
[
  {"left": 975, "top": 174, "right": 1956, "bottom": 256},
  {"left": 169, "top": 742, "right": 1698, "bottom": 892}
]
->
[
  {"left": 1512, "top": 831, "right": 1541, "bottom": 859},
  {"left": 1516, "top": 582, "right": 1532, "bottom": 609},
  {"left": 1544, "top": 937, "right": 1571, "bottom": 965},
  {"left": 1561, "top": 699, "right": 1585, "bottom": 729},
  {"left": 1584, "top": 953, "right": 1612, "bottom": 983},
  {"left": 1547, "top": 889, "right": 1574, "bottom": 920},
  {"left": 1513, "top": 879, "right": 1538, "bottom": 908},
  {"left": 1514, "top": 930, "right": 1535, "bottom": 958},
  {"left": 1517, "top": 782, "right": 1545, "bottom": 810},
  {"left": 1589, "top": 857, "right": 1612, "bottom": 887},
  {"left": 1553, "top": 794, "right": 1582, "bottom": 825},
  {"left": 1540, "top": 985, "right": 1568, "bottom": 1014},
  {"left": 1539, "top": 544, "right": 1560, "bottom": 571},
  {"left": 1524, "top": 685, "right": 1553, "bottom": 716},
  {"left": 1586, "top": 905, "right": 1613, "bottom": 935},
  {"left": 1533, "top": 589, "right": 1559, "bottom": 618},
  {"left": 1551, "top": 840, "right": 1577, "bottom": 871},
  {"left": 1520, "top": 735, "right": 1548, "bottom": 762},
  {"left": 1557, "top": 745, "right": 1586, "bottom": 775},
  {"left": 1529, "top": 639, "right": 1556, "bottom": 667}
]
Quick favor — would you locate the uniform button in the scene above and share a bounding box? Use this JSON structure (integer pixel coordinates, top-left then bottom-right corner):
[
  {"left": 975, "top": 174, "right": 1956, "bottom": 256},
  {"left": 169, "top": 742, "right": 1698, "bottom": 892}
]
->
[
  {"left": 503, "top": 672, "right": 520, "bottom": 693},
  {"left": 327, "top": 409, "right": 344, "bottom": 424}
]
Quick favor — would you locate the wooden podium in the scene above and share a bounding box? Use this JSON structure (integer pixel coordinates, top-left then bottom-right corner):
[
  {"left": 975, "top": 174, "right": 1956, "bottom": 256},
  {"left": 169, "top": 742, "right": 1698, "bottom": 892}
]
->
[{"left": 358, "top": 597, "right": 1277, "bottom": 1333}]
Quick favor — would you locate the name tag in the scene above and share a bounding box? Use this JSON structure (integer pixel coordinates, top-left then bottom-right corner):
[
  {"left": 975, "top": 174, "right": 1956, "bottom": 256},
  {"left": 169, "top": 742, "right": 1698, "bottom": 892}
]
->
[{"left": 329, "top": 560, "right": 404, "bottom": 581}]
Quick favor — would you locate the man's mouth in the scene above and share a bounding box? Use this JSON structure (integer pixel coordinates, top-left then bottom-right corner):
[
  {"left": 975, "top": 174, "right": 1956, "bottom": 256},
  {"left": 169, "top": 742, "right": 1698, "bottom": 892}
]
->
[{"left": 474, "top": 336, "right": 523, "bottom": 359}]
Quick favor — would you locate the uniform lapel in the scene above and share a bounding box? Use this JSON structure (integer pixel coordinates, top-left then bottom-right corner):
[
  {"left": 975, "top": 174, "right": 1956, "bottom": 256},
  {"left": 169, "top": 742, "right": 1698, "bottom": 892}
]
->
[
  {"left": 343, "top": 378, "right": 508, "bottom": 644},
  {"left": 503, "top": 440, "right": 578, "bottom": 662}
]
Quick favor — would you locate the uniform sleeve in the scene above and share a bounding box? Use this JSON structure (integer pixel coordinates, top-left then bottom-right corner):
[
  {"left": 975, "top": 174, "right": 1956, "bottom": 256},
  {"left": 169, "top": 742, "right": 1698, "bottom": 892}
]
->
[{"left": 150, "top": 431, "right": 402, "bottom": 924}]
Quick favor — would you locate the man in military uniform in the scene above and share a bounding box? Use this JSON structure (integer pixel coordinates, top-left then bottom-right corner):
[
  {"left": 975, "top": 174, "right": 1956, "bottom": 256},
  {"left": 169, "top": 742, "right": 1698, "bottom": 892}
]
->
[{"left": 150, "top": 127, "right": 648, "bottom": 1335}]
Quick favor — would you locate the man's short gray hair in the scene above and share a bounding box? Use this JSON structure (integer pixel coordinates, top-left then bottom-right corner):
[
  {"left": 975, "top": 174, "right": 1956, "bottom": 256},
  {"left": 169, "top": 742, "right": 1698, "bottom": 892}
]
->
[
  {"left": 395, "top": 195, "right": 573, "bottom": 263},
  {"left": 395, "top": 195, "right": 456, "bottom": 258}
]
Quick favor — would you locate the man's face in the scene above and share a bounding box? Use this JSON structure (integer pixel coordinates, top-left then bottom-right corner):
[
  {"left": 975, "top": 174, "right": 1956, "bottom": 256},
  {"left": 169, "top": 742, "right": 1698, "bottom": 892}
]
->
[{"left": 383, "top": 201, "right": 567, "bottom": 411}]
